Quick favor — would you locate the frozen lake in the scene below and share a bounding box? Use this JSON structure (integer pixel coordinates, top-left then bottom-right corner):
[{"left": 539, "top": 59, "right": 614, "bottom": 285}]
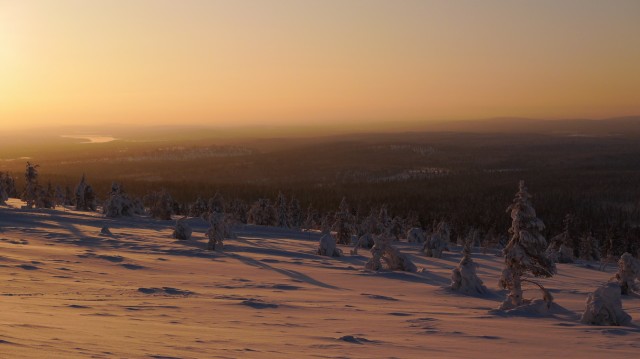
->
[{"left": 61, "top": 135, "right": 117, "bottom": 143}]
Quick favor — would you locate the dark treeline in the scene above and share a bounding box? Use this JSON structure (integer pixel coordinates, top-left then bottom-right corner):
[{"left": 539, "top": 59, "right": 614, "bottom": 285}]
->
[{"left": 10, "top": 164, "right": 639, "bottom": 258}]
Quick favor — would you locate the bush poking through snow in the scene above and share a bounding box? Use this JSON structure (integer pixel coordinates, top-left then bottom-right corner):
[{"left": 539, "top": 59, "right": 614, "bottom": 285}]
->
[
  {"left": 172, "top": 218, "right": 192, "bottom": 241},
  {"left": 581, "top": 282, "right": 632, "bottom": 326},
  {"left": 451, "top": 240, "right": 487, "bottom": 295},
  {"left": 407, "top": 227, "right": 426, "bottom": 243},
  {"left": 615, "top": 253, "right": 640, "bottom": 295},
  {"left": 423, "top": 221, "right": 450, "bottom": 258},
  {"left": 365, "top": 235, "right": 417, "bottom": 272},
  {"left": 317, "top": 232, "right": 342, "bottom": 257},
  {"left": 499, "top": 181, "right": 555, "bottom": 310}
]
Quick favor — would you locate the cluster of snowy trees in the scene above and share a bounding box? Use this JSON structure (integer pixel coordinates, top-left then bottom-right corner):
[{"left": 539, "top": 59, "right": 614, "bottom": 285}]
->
[{"left": 5, "top": 163, "right": 640, "bottom": 325}]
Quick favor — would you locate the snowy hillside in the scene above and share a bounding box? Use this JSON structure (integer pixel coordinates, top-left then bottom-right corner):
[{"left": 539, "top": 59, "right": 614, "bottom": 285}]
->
[{"left": 0, "top": 198, "right": 638, "bottom": 358}]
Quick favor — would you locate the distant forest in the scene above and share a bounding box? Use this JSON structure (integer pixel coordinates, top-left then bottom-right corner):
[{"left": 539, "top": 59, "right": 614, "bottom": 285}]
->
[{"left": 2, "top": 128, "right": 640, "bottom": 257}]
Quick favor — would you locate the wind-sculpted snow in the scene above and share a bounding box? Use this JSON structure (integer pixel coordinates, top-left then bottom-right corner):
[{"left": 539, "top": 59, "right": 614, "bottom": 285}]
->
[{"left": 0, "top": 198, "right": 637, "bottom": 358}]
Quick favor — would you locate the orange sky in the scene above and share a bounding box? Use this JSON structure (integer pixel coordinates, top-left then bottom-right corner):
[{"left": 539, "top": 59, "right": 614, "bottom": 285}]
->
[{"left": 1, "top": 0, "right": 639, "bottom": 130}]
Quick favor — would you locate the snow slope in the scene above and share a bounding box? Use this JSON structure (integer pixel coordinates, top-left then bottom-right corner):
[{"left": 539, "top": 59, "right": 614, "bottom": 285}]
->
[{"left": 0, "top": 199, "right": 638, "bottom": 358}]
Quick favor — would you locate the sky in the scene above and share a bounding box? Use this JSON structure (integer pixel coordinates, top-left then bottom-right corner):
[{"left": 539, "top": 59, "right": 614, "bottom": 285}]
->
[{"left": 1, "top": 0, "right": 639, "bottom": 130}]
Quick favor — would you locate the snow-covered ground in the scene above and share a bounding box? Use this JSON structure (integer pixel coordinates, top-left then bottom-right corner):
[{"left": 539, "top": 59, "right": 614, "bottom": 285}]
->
[{"left": 0, "top": 198, "right": 638, "bottom": 358}]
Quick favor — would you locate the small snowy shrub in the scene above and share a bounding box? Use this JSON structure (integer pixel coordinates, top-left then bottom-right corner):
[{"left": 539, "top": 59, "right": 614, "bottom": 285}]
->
[
  {"left": 451, "top": 240, "right": 487, "bottom": 294},
  {"left": 317, "top": 233, "right": 342, "bottom": 257},
  {"left": 407, "top": 227, "right": 426, "bottom": 243},
  {"left": 365, "top": 235, "right": 416, "bottom": 272},
  {"left": 172, "top": 218, "right": 192, "bottom": 240},
  {"left": 581, "top": 282, "right": 632, "bottom": 326},
  {"left": 423, "top": 221, "right": 450, "bottom": 258}
]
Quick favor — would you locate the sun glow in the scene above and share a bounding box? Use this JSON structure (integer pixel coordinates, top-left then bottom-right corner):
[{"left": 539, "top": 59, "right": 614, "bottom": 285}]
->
[{"left": 1, "top": 1, "right": 639, "bottom": 130}]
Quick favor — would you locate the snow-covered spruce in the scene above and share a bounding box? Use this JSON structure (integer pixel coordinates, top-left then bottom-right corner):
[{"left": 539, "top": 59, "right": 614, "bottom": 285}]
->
[
  {"left": 578, "top": 232, "right": 600, "bottom": 261},
  {"left": 317, "top": 232, "right": 343, "bottom": 257},
  {"left": 615, "top": 252, "right": 640, "bottom": 295},
  {"left": 365, "top": 235, "right": 416, "bottom": 272},
  {"left": 22, "top": 162, "right": 40, "bottom": 209},
  {"left": 247, "top": 198, "right": 277, "bottom": 226},
  {"left": 423, "top": 220, "right": 450, "bottom": 258},
  {"left": 451, "top": 240, "right": 487, "bottom": 295},
  {"left": 275, "top": 192, "right": 289, "bottom": 228},
  {"left": 581, "top": 282, "right": 632, "bottom": 326},
  {"left": 172, "top": 218, "right": 192, "bottom": 240},
  {"left": 546, "top": 214, "right": 576, "bottom": 264},
  {"left": 332, "top": 197, "right": 354, "bottom": 245},
  {"left": 103, "top": 183, "right": 145, "bottom": 218},
  {"left": 75, "top": 174, "right": 97, "bottom": 211},
  {"left": 407, "top": 227, "right": 426, "bottom": 243},
  {"left": 499, "top": 181, "right": 556, "bottom": 310},
  {"left": 145, "top": 189, "right": 173, "bottom": 220},
  {"left": 205, "top": 211, "right": 227, "bottom": 251}
]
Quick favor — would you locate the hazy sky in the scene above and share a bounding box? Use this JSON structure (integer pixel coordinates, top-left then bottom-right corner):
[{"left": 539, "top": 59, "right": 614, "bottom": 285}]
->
[{"left": 1, "top": 0, "right": 639, "bottom": 130}]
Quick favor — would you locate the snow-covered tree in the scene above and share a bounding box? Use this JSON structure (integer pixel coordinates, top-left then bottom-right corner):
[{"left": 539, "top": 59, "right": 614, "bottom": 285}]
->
[
  {"left": 0, "top": 172, "right": 17, "bottom": 199},
  {"left": 546, "top": 214, "right": 575, "bottom": 264},
  {"left": 0, "top": 178, "right": 8, "bottom": 205},
  {"left": 22, "top": 162, "right": 39, "bottom": 208},
  {"left": 189, "top": 196, "right": 208, "bottom": 217},
  {"left": 423, "top": 220, "right": 450, "bottom": 258},
  {"left": 332, "top": 197, "right": 354, "bottom": 245},
  {"left": 145, "top": 189, "right": 173, "bottom": 220},
  {"left": 275, "top": 192, "right": 289, "bottom": 228},
  {"left": 228, "top": 198, "right": 248, "bottom": 224},
  {"left": 578, "top": 232, "right": 600, "bottom": 261},
  {"left": 39, "top": 181, "right": 56, "bottom": 209},
  {"left": 406, "top": 227, "right": 426, "bottom": 243},
  {"left": 247, "top": 198, "right": 277, "bottom": 226},
  {"left": 172, "top": 217, "right": 192, "bottom": 240},
  {"left": 54, "top": 185, "right": 65, "bottom": 207},
  {"left": 75, "top": 174, "right": 96, "bottom": 211},
  {"left": 615, "top": 252, "right": 640, "bottom": 295},
  {"left": 104, "top": 182, "right": 144, "bottom": 217},
  {"left": 288, "top": 197, "right": 303, "bottom": 229},
  {"left": 302, "top": 204, "right": 318, "bottom": 231},
  {"left": 499, "top": 181, "right": 555, "bottom": 310},
  {"left": 451, "top": 239, "right": 487, "bottom": 294},
  {"left": 318, "top": 232, "right": 343, "bottom": 257},
  {"left": 365, "top": 234, "right": 417, "bottom": 272},
  {"left": 351, "top": 232, "right": 375, "bottom": 255},
  {"left": 377, "top": 206, "right": 391, "bottom": 234},
  {"left": 205, "top": 211, "right": 226, "bottom": 251},
  {"left": 388, "top": 216, "right": 404, "bottom": 241},
  {"left": 360, "top": 209, "right": 379, "bottom": 236},
  {"left": 208, "top": 192, "right": 225, "bottom": 214},
  {"left": 581, "top": 282, "right": 632, "bottom": 326}
]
